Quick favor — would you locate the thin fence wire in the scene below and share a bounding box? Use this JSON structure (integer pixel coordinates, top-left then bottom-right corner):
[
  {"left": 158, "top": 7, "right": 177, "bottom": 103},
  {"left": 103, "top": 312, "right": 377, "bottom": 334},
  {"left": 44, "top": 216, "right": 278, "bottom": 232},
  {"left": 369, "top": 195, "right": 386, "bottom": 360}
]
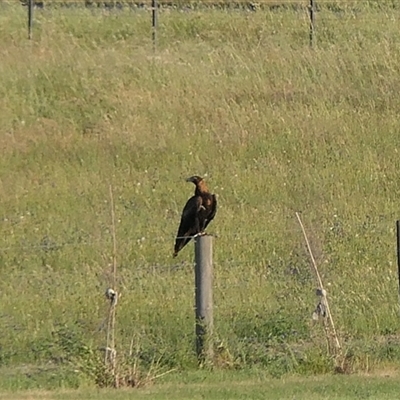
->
[
  {"left": 7, "top": 0, "right": 399, "bottom": 43},
  {"left": 4, "top": 1, "right": 398, "bottom": 10},
  {"left": 0, "top": 219, "right": 394, "bottom": 252},
  {"left": 7, "top": 1, "right": 370, "bottom": 3}
]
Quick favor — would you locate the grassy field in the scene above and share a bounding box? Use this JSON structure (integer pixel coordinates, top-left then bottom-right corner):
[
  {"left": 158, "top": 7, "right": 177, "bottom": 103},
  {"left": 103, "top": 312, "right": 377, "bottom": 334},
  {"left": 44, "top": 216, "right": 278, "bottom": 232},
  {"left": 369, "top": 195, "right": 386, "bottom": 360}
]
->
[{"left": 1, "top": 0, "right": 400, "bottom": 391}]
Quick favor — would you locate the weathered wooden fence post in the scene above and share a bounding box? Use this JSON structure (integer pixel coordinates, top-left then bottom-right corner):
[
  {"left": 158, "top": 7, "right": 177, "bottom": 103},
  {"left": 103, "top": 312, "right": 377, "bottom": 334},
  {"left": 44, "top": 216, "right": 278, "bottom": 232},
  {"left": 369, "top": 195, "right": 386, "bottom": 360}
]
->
[
  {"left": 28, "top": 0, "right": 34, "bottom": 40},
  {"left": 309, "top": 0, "right": 315, "bottom": 47},
  {"left": 194, "top": 235, "right": 214, "bottom": 365}
]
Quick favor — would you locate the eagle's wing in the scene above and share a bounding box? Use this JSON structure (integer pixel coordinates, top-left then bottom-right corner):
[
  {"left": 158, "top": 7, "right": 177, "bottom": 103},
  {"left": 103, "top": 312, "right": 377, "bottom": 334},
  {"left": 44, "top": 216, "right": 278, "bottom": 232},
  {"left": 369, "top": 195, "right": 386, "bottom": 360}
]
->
[
  {"left": 203, "top": 194, "right": 217, "bottom": 231},
  {"left": 174, "top": 195, "right": 202, "bottom": 257}
]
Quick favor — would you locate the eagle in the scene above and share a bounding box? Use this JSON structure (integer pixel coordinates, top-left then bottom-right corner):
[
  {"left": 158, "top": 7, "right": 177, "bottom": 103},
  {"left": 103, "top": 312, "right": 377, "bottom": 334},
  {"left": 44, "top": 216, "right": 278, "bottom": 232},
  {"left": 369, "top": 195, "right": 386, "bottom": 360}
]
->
[{"left": 173, "top": 176, "right": 217, "bottom": 257}]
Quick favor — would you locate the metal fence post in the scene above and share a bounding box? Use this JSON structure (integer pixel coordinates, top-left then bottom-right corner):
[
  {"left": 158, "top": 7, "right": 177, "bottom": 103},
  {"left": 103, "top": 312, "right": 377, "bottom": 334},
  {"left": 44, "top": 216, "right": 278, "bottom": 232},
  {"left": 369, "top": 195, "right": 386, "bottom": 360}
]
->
[
  {"left": 309, "top": 0, "right": 315, "bottom": 47},
  {"left": 28, "top": 0, "right": 34, "bottom": 40},
  {"left": 152, "top": 0, "right": 157, "bottom": 51}
]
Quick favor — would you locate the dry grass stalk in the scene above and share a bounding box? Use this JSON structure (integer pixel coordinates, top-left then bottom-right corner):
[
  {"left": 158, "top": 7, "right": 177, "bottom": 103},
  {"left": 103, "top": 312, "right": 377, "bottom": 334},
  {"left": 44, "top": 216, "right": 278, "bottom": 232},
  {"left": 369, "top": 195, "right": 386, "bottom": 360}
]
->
[
  {"left": 105, "top": 184, "right": 119, "bottom": 387},
  {"left": 295, "top": 212, "right": 344, "bottom": 368}
]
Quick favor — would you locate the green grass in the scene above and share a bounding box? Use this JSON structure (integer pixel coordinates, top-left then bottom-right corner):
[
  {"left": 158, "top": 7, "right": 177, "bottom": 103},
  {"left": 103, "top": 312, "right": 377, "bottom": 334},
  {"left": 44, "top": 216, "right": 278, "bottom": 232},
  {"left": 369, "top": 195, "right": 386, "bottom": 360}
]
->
[
  {"left": 2, "top": 370, "right": 400, "bottom": 399},
  {"left": 1, "top": 1, "right": 400, "bottom": 390}
]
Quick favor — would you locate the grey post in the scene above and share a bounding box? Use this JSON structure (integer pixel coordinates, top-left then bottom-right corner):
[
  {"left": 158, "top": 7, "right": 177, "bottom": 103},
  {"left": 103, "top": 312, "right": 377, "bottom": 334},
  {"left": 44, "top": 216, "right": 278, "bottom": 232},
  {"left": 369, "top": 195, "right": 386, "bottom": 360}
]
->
[
  {"left": 309, "top": 0, "right": 315, "bottom": 47},
  {"left": 194, "top": 234, "right": 214, "bottom": 365},
  {"left": 28, "top": 0, "right": 34, "bottom": 40}
]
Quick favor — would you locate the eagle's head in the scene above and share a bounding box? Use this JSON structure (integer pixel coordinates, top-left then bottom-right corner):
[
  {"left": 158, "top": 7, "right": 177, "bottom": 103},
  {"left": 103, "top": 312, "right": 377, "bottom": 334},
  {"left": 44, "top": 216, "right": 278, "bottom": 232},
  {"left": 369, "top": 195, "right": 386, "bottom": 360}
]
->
[{"left": 186, "top": 175, "right": 203, "bottom": 185}]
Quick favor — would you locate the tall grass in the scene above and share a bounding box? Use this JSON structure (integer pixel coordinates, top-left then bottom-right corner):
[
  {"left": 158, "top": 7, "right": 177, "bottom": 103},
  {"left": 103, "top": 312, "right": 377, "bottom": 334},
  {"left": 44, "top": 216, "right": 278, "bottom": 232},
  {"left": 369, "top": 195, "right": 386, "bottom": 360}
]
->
[{"left": 1, "top": 2, "right": 400, "bottom": 386}]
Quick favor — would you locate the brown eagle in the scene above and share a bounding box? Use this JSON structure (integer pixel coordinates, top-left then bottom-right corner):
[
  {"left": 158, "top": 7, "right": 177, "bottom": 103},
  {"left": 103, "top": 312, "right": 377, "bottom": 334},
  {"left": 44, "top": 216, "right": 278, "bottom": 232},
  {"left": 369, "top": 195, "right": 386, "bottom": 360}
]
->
[{"left": 173, "top": 176, "right": 217, "bottom": 257}]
